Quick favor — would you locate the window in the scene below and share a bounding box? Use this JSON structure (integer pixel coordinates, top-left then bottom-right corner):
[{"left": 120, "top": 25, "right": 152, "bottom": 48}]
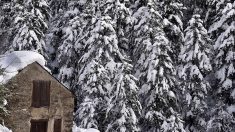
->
[
  {"left": 30, "top": 120, "right": 48, "bottom": 132},
  {"left": 32, "top": 80, "right": 51, "bottom": 107},
  {"left": 54, "top": 119, "right": 62, "bottom": 132}
]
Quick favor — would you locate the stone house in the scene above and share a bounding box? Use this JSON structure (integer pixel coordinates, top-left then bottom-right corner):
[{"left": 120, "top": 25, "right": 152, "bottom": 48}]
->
[{"left": 3, "top": 62, "right": 74, "bottom": 132}]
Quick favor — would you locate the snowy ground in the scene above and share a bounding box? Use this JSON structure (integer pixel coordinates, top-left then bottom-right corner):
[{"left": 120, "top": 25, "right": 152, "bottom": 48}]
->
[
  {"left": 72, "top": 125, "right": 100, "bottom": 132},
  {"left": 0, "top": 125, "right": 11, "bottom": 132}
]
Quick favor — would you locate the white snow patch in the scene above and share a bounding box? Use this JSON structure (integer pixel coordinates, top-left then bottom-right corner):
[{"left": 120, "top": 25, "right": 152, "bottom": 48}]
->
[
  {"left": 0, "top": 51, "right": 47, "bottom": 84},
  {"left": 0, "top": 124, "right": 12, "bottom": 132},
  {"left": 72, "top": 125, "right": 100, "bottom": 132},
  {"left": 168, "top": 91, "right": 176, "bottom": 99},
  {"left": 227, "top": 105, "right": 235, "bottom": 114}
]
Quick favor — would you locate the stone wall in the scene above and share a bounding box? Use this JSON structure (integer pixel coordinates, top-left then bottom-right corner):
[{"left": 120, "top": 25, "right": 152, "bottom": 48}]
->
[{"left": 4, "top": 62, "right": 74, "bottom": 132}]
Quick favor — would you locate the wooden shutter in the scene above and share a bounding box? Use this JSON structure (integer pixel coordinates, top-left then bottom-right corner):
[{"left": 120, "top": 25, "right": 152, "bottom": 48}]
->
[
  {"left": 32, "top": 80, "right": 51, "bottom": 107},
  {"left": 40, "top": 81, "right": 51, "bottom": 106},
  {"left": 30, "top": 120, "right": 48, "bottom": 132},
  {"left": 45, "top": 81, "right": 51, "bottom": 106},
  {"left": 54, "top": 119, "right": 62, "bottom": 132},
  {"left": 32, "top": 80, "right": 41, "bottom": 107}
]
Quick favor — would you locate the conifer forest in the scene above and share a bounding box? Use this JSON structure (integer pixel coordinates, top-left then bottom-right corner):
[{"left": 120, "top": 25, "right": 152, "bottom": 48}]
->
[{"left": 0, "top": 0, "right": 235, "bottom": 131}]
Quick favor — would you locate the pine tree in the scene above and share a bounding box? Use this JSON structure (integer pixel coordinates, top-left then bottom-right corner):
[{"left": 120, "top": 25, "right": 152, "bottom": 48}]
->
[
  {"left": 55, "top": 16, "right": 82, "bottom": 87},
  {"left": 73, "top": 15, "right": 124, "bottom": 130},
  {"left": 160, "top": 0, "right": 184, "bottom": 63},
  {"left": 103, "top": 1, "right": 142, "bottom": 131},
  {"left": 133, "top": 1, "right": 185, "bottom": 131},
  {"left": 54, "top": 0, "right": 107, "bottom": 89},
  {"left": 181, "top": 0, "right": 208, "bottom": 23},
  {"left": 8, "top": 0, "right": 50, "bottom": 55},
  {"left": 75, "top": 56, "right": 110, "bottom": 130},
  {"left": 48, "top": 0, "right": 70, "bottom": 17},
  {"left": 0, "top": 0, "right": 13, "bottom": 54},
  {"left": 0, "top": 85, "right": 7, "bottom": 118},
  {"left": 109, "top": 0, "right": 134, "bottom": 58},
  {"left": 205, "top": 0, "right": 231, "bottom": 28},
  {"left": 179, "top": 14, "right": 212, "bottom": 132},
  {"left": 207, "top": 1, "right": 235, "bottom": 131},
  {"left": 105, "top": 62, "right": 141, "bottom": 132},
  {"left": 64, "top": 1, "right": 110, "bottom": 129},
  {"left": 0, "top": 68, "right": 8, "bottom": 118},
  {"left": 207, "top": 103, "right": 235, "bottom": 132},
  {"left": 52, "top": 0, "right": 85, "bottom": 87},
  {"left": 74, "top": 1, "right": 141, "bottom": 131},
  {"left": 0, "top": 1, "right": 12, "bottom": 33},
  {"left": 52, "top": 0, "right": 101, "bottom": 112}
]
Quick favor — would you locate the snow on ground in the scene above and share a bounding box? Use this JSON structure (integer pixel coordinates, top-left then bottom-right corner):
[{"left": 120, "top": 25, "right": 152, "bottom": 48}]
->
[
  {"left": 0, "top": 51, "right": 47, "bottom": 84},
  {"left": 0, "top": 124, "right": 11, "bottom": 132},
  {"left": 72, "top": 125, "right": 100, "bottom": 132}
]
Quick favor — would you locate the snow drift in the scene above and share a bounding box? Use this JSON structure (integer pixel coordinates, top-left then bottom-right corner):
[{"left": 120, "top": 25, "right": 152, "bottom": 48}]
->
[{"left": 0, "top": 124, "right": 11, "bottom": 132}]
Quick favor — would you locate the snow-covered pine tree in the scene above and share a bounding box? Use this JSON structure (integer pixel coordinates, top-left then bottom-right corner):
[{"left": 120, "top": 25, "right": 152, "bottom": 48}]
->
[
  {"left": 74, "top": 15, "right": 113, "bottom": 129},
  {"left": 0, "top": 1, "right": 13, "bottom": 54},
  {"left": 0, "top": 68, "right": 8, "bottom": 118},
  {"left": 0, "top": 85, "right": 7, "bottom": 118},
  {"left": 0, "top": 85, "right": 6, "bottom": 118},
  {"left": 74, "top": 1, "right": 141, "bottom": 131},
  {"left": 159, "top": 0, "right": 184, "bottom": 64},
  {"left": 103, "top": 1, "right": 142, "bottom": 131},
  {"left": 0, "top": 1, "right": 12, "bottom": 33},
  {"left": 53, "top": 0, "right": 122, "bottom": 89},
  {"left": 207, "top": 103, "right": 235, "bottom": 132},
  {"left": 179, "top": 14, "right": 212, "bottom": 132},
  {"left": 51, "top": 0, "right": 86, "bottom": 88},
  {"left": 205, "top": 0, "right": 230, "bottom": 29},
  {"left": 204, "top": 0, "right": 215, "bottom": 29},
  {"left": 8, "top": 0, "right": 50, "bottom": 55},
  {"left": 74, "top": 15, "right": 123, "bottom": 130},
  {"left": 181, "top": 0, "right": 208, "bottom": 22},
  {"left": 46, "top": 0, "right": 72, "bottom": 55},
  {"left": 133, "top": 1, "right": 185, "bottom": 131},
  {"left": 53, "top": 0, "right": 100, "bottom": 126},
  {"left": 207, "top": 1, "right": 235, "bottom": 131},
  {"left": 48, "top": 0, "right": 70, "bottom": 17},
  {"left": 105, "top": 62, "right": 141, "bottom": 132},
  {"left": 55, "top": 15, "right": 82, "bottom": 88},
  {"left": 110, "top": 0, "right": 134, "bottom": 58}
]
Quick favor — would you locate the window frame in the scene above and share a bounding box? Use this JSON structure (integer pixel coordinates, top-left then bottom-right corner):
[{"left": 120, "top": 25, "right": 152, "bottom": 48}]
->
[
  {"left": 31, "top": 80, "right": 51, "bottom": 108},
  {"left": 30, "top": 119, "right": 48, "bottom": 132}
]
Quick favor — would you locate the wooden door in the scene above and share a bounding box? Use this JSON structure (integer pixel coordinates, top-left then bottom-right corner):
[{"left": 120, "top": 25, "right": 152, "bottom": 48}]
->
[
  {"left": 30, "top": 120, "right": 48, "bottom": 132},
  {"left": 54, "top": 119, "right": 62, "bottom": 132}
]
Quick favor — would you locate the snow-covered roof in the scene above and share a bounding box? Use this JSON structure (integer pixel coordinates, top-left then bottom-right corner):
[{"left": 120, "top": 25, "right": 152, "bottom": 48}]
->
[{"left": 0, "top": 51, "right": 46, "bottom": 84}]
